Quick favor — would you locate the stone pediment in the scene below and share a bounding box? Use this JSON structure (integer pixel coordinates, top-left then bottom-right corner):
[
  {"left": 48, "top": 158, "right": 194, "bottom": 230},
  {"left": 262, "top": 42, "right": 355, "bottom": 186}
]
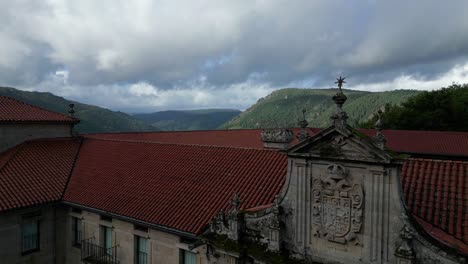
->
[{"left": 287, "top": 124, "right": 392, "bottom": 163}]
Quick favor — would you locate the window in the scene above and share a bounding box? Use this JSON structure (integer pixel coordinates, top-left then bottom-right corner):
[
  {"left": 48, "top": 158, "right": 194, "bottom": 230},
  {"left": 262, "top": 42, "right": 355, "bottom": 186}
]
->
[
  {"left": 21, "top": 219, "right": 40, "bottom": 254},
  {"left": 72, "top": 217, "right": 82, "bottom": 247},
  {"left": 179, "top": 249, "right": 196, "bottom": 264},
  {"left": 100, "top": 225, "right": 113, "bottom": 255},
  {"left": 135, "top": 236, "right": 148, "bottom": 264}
]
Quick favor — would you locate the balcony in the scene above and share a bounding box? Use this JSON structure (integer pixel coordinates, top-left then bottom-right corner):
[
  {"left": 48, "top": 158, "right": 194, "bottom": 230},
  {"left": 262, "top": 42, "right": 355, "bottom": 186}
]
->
[{"left": 81, "top": 237, "right": 119, "bottom": 264}]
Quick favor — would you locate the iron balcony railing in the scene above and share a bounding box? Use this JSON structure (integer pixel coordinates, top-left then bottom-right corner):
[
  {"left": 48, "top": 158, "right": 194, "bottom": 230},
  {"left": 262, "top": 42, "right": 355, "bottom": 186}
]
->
[{"left": 81, "top": 237, "right": 119, "bottom": 264}]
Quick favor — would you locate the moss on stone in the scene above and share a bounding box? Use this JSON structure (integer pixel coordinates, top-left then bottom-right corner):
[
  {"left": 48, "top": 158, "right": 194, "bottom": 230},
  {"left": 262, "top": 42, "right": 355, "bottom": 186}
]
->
[{"left": 203, "top": 234, "right": 316, "bottom": 264}]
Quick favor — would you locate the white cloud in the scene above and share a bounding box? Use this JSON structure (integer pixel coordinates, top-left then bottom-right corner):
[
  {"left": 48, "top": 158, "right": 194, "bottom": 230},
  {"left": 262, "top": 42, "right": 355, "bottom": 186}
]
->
[
  {"left": 128, "top": 82, "right": 158, "bottom": 97},
  {"left": 2, "top": 1, "right": 468, "bottom": 111},
  {"left": 348, "top": 62, "right": 468, "bottom": 92}
]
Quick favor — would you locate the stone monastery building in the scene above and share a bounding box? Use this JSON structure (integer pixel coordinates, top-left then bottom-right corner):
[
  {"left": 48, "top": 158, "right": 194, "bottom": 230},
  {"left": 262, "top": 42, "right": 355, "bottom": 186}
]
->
[{"left": 0, "top": 85, "right": 467, "bottom": 264}]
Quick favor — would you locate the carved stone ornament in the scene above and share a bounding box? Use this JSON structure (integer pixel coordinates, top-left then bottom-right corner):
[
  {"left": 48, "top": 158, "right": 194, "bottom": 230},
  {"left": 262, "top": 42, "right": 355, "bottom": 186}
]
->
[
  {"left": 209, "top": 210, "right": 226, "bottom": 233},
  {"left": 260, "top": 128, "right": 294, "bottom": 143},
  {"left": 311, "top": 163, "right": 363, "bottom": 245}
]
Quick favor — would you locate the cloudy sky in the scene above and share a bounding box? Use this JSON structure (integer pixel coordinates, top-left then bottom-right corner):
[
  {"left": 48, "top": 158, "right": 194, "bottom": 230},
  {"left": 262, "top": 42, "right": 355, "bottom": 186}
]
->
[{"left": 1, "top": 0, "right": 468, "bottom": 113}]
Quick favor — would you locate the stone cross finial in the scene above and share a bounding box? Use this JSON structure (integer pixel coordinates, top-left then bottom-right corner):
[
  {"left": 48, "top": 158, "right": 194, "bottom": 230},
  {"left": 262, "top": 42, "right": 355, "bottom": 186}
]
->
[
  {"left": 297, "top": 108, "right": 310, "bottom": 141},
  {"left": 330, "top": 77, "right": 348, "bottom": 127},
  {"left": 68, "top": 103, "right": 75, "bottom": 117},
  {"left": 373, "top": 110, "right": 387, "bottom": 149}
]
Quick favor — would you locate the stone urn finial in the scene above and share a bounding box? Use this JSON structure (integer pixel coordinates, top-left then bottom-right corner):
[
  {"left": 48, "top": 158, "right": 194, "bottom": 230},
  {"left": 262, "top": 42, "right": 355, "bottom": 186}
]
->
[
  {"left": 68, "top": 103, "right": 75, "bottom": 117},
  {"left": 373, "top": 110, "right": 387, "bottom": 149},
  {"left": 395, "top": 225, "right": 416, "bottom": 263},
  {"left": 297, "top": 108, "right": 310, "bottom": 141},
  {"left": 231, "top": 192, "right": 242, "bottom": 211}
]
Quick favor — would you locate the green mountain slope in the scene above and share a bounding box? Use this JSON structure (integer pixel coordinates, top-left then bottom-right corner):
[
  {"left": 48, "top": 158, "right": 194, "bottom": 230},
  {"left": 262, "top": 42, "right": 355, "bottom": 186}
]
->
[
  {"left": 0, "top": 87, "right": 156, "bottom": 133},
  {"left": 221, "top": 88, "right": 421, "bottom": 129},
  {"left": 360, "top": 84, "right": 468, "bottom": 131},
  {"left": 134, "top": 109, "right": 241, "bottom": 131}
]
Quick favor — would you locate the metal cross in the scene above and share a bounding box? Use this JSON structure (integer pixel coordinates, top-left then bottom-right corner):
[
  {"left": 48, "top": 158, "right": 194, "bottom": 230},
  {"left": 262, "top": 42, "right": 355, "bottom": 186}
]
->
[{"left": 335, "top": 76, "right": 346, "bottom": 92}]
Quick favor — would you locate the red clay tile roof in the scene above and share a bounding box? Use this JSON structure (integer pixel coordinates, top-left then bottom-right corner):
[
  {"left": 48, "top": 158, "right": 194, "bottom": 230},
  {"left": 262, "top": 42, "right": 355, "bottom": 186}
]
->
[
  {"left": 0, "top": 138, "right": 82, "bottom": 212},
  {"left": 0, "top": 96, "right": 79, "bottom": 123},
  {"left": 1, "top": 127, "right": 468, "bottom": 253},
  {"left": 63, "top": 138, "right": 287, "bottom": 234},
  {"left": 401, "top": 158, "right": 468, "bottom": 254},
  {"left": 359, "top": 129, "right": 468, "bottom": 157},
  {"left": 85, "top": 128, "right": 322, "bottom": 149},
  {"left": 86, "top": 128, "right": 468, "bottom": 157}
]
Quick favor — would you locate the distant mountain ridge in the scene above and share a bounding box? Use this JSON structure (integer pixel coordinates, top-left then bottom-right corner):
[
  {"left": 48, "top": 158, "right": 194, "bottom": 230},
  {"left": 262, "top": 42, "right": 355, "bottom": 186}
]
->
[
  {"left": 221, "top": 88, "right": 421, "bottom": 129},
  {"left": 134, "top": 109, "right": 241, "bottom": 131},
  {"left": 0, "top": 87, "right": 156, "bottom": 133}
]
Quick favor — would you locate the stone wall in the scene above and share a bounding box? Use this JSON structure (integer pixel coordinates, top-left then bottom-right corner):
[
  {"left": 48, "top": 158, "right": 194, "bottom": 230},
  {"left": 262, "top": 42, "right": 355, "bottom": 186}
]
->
[
  {"left": 0, "top": 205, "right": 58, "bottom": 264},
  {"left": 0, "top": 123, "right": 72, "bottom": 152},
  {"left": 57, "top": 206, "right": 239, "bottom": 264}
]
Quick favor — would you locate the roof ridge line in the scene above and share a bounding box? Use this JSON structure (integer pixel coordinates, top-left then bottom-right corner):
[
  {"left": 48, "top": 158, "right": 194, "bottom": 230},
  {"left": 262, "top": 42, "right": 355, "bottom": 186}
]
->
[
  {"left": 24, "top": 136, "right": 79, "bottom": 143},
  {"left": 60, "top": 137, "right": 84, "bottom": 200},
  {"left": 82, "top": 127, "right": 321, "bottom": 136},
  {"left": 357, "top": 128, "right": 468, "bottom": 134},
  {"left": 0, "top": 142, "right": 28, "bottom": 174},
  {"left": 0, "top": 95, "right": 79, "bottom": 122},
  {"left": 83, "top": 136, "right": 281, "bottom": 152},
  {"left": 409, "top": 158, "right": 468, "bottom": 163},
  {"left": 82, "top": 128, "right": 264, "bottom": 136}
]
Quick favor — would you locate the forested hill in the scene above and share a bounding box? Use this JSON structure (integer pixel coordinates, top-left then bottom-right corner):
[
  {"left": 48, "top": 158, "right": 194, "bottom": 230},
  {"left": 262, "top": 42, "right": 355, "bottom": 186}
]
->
[
  {"left": 134, "top": 109, "right": 241, "bottom": 131},
  {"left": 360, "top": 84, "right": 468, "bottom": 131},
  {"left": 0, "top": 87, "right": 156, "bottom": 133},
  {"left": 221, "top": 88, "right": 421, "bottom": 129}
]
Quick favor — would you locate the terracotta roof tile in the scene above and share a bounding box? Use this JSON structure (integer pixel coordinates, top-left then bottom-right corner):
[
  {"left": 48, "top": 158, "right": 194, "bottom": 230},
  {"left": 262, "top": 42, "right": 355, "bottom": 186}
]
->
[
  {"left": 401, "top": 158, "right": 468, "bottom": 254},
  {"left": 1, "top": 127, "right": 467, "bottom": 254},
  {"left": 63, "top": 138, "right": 287, "bottom": 234},
  {"left": 86, "top": 128, "right": 468, "bottom": 156},
  {"left": 359, "top": 129, "right": 468, "bottom": 156},
  {"left": 0, "top": 138, "right": 82, "bottom": 212},
  {"left": 84, "top": 128, "right": 322, "bottom": 149},
  {"left": 0, "top": 96, "right": 79, "bottom": 123}
]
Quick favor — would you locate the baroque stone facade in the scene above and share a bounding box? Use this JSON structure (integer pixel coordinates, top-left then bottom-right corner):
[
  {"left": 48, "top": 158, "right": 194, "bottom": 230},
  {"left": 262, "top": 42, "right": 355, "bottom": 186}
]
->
[{"left": 207, "top": 87, "right": 465, "bottom": 264}]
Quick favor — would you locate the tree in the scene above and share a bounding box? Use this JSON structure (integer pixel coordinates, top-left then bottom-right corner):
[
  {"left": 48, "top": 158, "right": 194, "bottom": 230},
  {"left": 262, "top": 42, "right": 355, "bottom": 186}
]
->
[{"left": 360, "top": 84, "right": 468, "bottom": 131}]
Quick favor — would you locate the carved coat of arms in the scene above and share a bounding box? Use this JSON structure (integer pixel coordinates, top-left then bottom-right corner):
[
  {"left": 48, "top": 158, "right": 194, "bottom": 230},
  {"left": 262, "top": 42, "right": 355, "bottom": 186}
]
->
[{"left": 312, "top": 164, "right": 363, "bottom": 245}]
